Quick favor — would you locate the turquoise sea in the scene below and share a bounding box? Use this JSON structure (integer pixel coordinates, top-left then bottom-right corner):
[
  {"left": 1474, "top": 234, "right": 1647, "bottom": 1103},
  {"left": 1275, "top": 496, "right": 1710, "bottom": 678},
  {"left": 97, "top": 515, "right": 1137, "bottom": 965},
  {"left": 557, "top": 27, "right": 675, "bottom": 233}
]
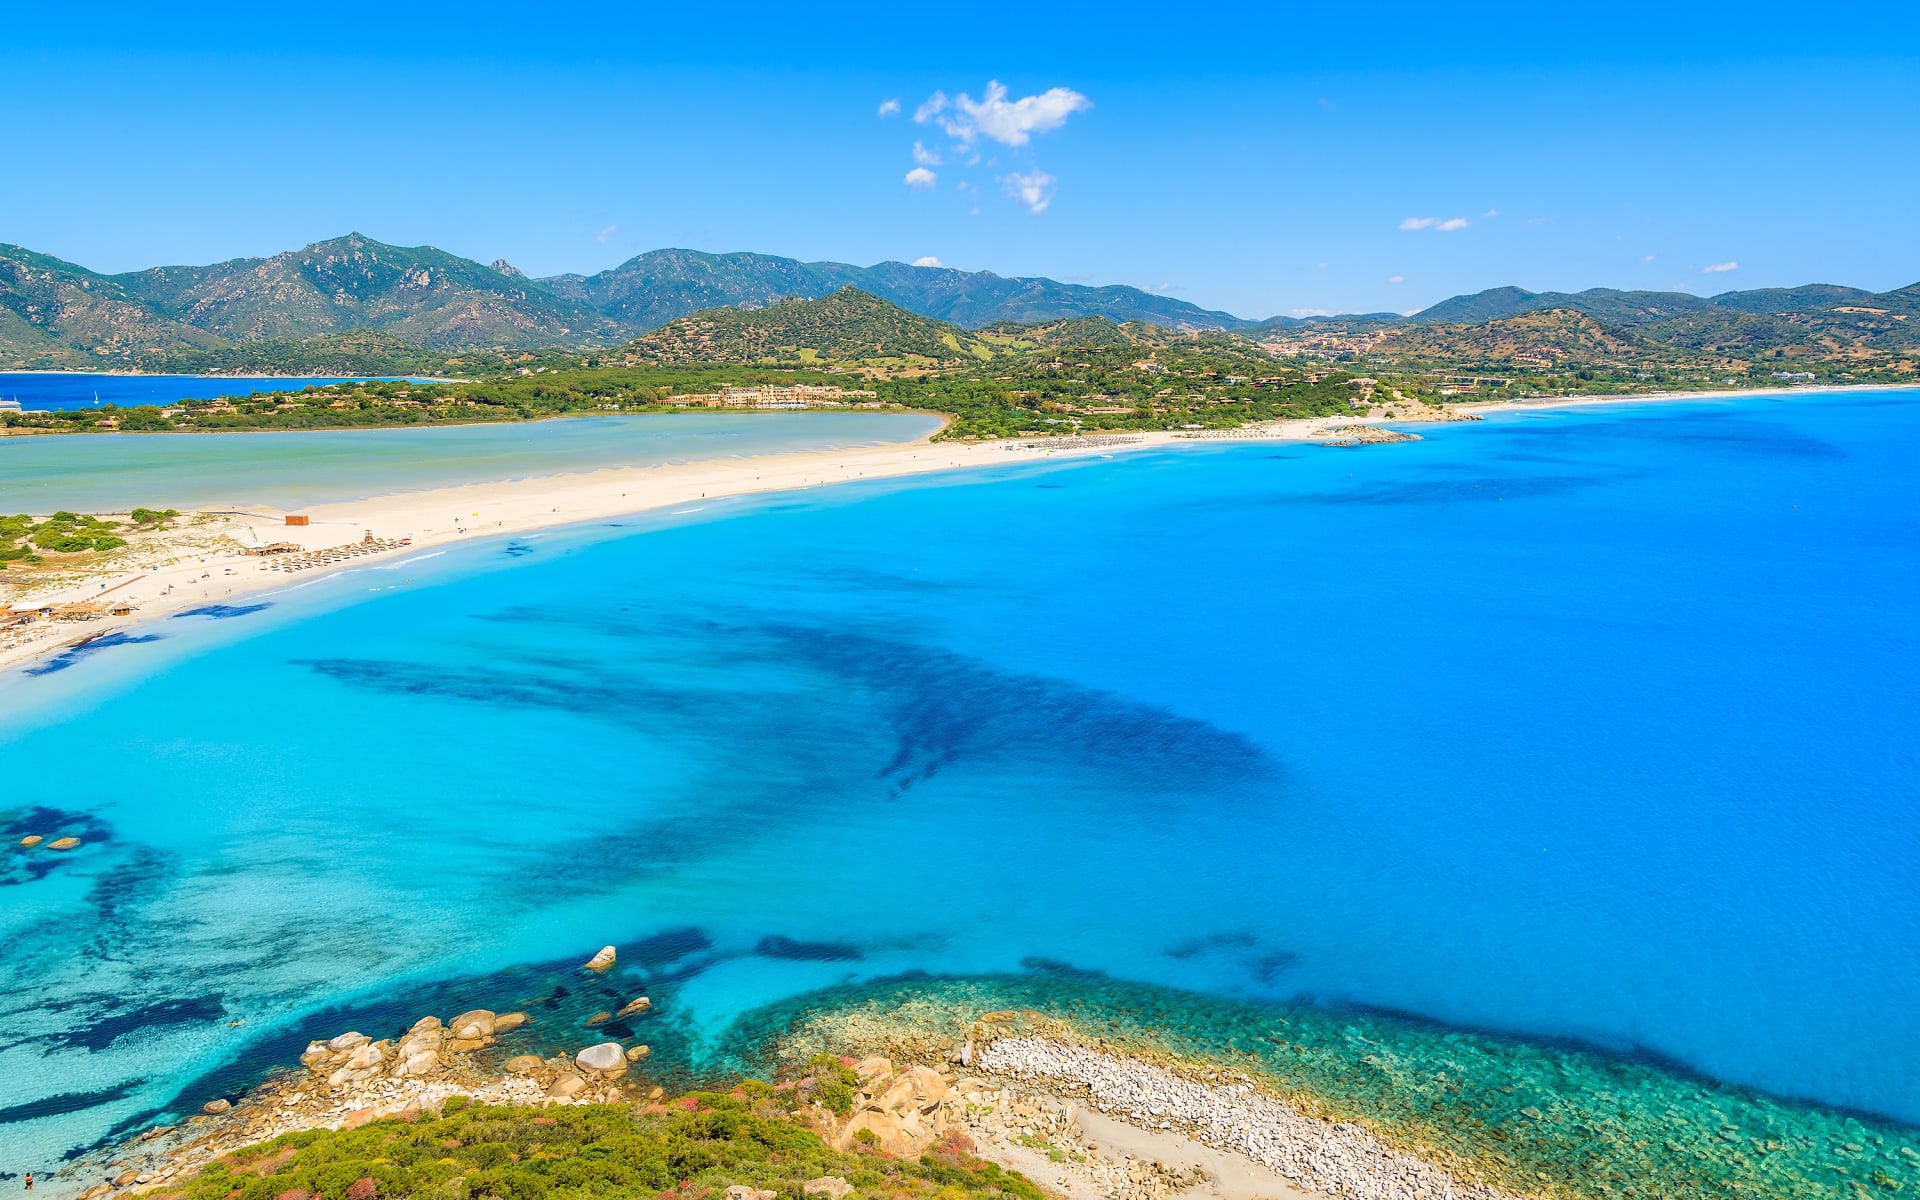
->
[{"left": 2, "top": 392, "right": 1917, "bottom": 1194}]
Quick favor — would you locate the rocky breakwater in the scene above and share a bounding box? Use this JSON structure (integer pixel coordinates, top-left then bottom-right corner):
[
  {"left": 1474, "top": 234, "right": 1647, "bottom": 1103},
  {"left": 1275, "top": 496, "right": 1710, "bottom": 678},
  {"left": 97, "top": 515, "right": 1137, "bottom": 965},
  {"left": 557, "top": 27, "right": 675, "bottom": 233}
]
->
[{"left": 976, "top": 1037, "right": 1524, "bottom": 1200}]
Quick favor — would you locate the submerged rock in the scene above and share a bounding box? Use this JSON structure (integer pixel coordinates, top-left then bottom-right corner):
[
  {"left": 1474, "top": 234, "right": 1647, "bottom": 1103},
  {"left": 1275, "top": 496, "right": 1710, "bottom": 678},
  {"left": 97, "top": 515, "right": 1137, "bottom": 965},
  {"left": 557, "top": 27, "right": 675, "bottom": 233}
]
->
[
  {"left": 201, "top": 1098, "right": 231, "bottom": 1114},
  {"left": 493, "top": 1011, "right": 530, "bottom": 1033},
  {"left": 617, "top": 996, "right": 653, "bottom": 1019},
  {"left": 48, "top": 837, "right": 81, "bottom": 850},
  {"left": 625, "top": 1044, "right": 651, "bottom": 1062},
  {"left": 18, "top": 835, "right": 42, "bottom": 847},
  {"left": 584, "top": 945, "right": 617, "bottom": 972}
]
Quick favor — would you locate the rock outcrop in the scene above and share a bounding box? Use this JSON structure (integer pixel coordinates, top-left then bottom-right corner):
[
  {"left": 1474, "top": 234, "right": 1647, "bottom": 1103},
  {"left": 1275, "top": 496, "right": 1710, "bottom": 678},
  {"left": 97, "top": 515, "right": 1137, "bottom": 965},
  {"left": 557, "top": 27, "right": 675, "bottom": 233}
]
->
[{"left": 818, "top": 1057, "right": 956, "bottom": 1157}]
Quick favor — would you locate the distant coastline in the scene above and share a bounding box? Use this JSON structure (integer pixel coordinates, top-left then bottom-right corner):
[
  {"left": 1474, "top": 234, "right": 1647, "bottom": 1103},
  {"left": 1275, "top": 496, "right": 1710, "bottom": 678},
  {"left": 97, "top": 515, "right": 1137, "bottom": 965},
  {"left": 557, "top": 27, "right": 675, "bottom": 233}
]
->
[
  {"left": 1456, "top": 380, "right": 1918, "bottom": 413},
  {"left": 6, "top": 385, "right": 1913, "bottom": 678}
]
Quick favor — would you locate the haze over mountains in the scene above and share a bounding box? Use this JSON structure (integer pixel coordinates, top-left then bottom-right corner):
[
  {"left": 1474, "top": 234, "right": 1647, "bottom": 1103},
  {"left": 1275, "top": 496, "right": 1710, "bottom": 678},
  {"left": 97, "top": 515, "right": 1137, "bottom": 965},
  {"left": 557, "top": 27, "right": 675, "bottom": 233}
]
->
[{"left": 0, "top": 232, "right": 1914, "bottom": 372}]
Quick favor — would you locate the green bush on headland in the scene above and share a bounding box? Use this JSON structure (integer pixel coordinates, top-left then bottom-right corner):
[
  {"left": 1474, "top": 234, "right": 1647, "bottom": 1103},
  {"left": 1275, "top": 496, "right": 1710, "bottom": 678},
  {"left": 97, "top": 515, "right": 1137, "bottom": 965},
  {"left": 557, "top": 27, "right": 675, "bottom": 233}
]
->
[{"left": 175, "top": 1094, "right": 1042, "bottom": 1200}]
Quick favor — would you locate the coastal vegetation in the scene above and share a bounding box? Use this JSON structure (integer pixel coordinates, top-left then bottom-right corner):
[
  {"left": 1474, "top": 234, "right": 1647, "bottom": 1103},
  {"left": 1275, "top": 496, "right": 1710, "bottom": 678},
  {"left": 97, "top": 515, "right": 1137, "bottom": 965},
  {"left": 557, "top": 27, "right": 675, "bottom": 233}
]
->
[
  {"left": 0, "top": 509, "right": 175, "bottom": 568},
  {"left": 167, "top": 1093, "right": 1040, "bottom": 1200},
  {"left": 0, "top": 292, "right": 1413, "bottom": 439}
]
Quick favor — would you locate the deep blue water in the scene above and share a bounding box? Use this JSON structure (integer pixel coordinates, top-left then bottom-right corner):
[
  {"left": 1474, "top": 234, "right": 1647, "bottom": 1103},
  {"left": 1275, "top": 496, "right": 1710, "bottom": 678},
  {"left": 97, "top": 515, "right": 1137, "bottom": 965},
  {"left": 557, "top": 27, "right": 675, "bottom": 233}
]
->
[
  {"left": 2, "top": 391, "right": 1916, "bottom": 1172},
  {"left": 0, "top": 372, "right": 425, "bottom": 412}
]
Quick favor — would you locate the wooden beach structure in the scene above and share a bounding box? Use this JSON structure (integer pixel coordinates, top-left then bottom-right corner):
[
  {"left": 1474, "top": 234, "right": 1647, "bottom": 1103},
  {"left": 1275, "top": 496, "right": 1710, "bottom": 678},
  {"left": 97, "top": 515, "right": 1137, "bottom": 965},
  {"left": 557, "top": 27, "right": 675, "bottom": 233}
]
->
[{"left": 262, "top": 532, "right": 411, "bottom": 573}]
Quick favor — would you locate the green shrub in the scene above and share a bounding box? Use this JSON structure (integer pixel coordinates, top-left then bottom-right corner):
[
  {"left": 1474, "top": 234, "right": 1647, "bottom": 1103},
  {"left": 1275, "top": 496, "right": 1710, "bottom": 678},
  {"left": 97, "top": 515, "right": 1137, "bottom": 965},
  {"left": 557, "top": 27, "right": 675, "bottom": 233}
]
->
[{"left": 172, "top": 1097, "right": 1039, "bottom": 1200}]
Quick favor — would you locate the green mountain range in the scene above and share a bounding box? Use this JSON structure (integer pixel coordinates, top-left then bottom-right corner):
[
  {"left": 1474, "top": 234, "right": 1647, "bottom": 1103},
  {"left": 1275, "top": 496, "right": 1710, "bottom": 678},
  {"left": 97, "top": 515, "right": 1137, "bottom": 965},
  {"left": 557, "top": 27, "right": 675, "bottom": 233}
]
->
[
  {"left": 0, "top": 235, "right": 1249, "bottom": 371},
  {"left": 2, "top": 233, "right": 1914, "bottom": 378},
  {"left": 549, "top": 247, "right": 1245, "bottom": 332}
]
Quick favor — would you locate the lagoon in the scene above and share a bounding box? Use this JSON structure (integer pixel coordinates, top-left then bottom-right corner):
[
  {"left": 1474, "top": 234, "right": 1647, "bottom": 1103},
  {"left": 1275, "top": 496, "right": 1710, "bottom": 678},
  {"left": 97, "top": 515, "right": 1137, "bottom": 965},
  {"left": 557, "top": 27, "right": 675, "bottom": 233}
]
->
[{"left": 0, "top": 411, "right": 945, "bottom": 512}]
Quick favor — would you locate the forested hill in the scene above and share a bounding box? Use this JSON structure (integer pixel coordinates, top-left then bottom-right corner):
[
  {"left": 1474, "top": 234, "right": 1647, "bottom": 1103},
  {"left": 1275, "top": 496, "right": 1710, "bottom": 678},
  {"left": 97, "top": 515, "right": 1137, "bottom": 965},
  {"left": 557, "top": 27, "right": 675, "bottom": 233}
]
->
[
  {"left": 1414, "top": 282, "right": 1920, "bottom": 327},
  {"left": 621, "top": 288, "right": 991, "bottom": 366}
]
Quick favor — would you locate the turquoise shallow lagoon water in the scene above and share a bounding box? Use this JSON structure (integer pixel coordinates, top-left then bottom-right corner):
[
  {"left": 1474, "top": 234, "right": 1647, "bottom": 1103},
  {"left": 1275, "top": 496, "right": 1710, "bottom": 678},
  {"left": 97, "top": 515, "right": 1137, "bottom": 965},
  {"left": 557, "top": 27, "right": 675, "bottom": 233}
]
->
[
  {"left": 2, "top": 391, "right": 1917, "bottom": 1187},
  {"left": 0, "top": 411, "right": 944, "bottom": 511}
]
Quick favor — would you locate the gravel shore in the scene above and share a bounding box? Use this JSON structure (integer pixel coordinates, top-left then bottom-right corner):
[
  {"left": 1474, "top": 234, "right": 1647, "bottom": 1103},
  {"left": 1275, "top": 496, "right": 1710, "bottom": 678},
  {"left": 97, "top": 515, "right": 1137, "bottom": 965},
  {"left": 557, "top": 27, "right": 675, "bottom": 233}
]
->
[{"left": 978, "top": 1037, "right": 1523, "bottom": 1200}]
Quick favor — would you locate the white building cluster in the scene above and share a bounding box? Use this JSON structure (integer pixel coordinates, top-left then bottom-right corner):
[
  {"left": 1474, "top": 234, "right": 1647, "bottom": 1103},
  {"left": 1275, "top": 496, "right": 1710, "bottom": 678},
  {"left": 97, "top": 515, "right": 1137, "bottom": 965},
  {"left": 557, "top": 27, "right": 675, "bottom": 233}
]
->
[{"left": 668, "top": 384, "right": 880, "bottom": 408}]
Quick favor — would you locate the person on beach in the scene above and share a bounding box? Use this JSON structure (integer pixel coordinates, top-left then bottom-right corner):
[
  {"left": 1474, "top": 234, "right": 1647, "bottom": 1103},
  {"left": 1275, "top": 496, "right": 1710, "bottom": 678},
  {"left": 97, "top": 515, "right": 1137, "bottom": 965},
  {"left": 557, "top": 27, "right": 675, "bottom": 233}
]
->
[{"left": 24, "top": 1174, "right": 33, "bottom": 1191}]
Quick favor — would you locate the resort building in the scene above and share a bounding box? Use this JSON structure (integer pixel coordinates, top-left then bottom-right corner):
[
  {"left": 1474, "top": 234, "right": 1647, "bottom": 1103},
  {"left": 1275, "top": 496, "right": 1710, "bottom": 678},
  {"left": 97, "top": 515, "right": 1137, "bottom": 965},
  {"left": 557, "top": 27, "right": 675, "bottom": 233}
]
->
[{"left": 668, "top": 384, "right": 879, "bottom": 408}]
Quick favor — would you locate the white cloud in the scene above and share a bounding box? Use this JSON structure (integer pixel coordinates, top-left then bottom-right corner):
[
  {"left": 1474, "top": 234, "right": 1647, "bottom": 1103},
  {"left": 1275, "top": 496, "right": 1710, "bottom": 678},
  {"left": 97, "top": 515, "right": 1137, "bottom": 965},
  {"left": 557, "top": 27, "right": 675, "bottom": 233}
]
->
[
  {"left": 1387, "top": 274, "right": 1406, "bottom": 284},
  {"left": 1703, "top": 260, "right": 1739, "bottom": 273},
  {"left": 595, "top": 224, "right": 619, "bottom": 244},
  {"left": 1001, "top": 170, "right": 1057, "bottom": 214},
  {"left": 1401, "top": 216, "right": 1468, "bottom": 232},
  {"left": 1484, "top": 208, "right": 1501, "bottom": 218},
  {"left": 1290, "top": 307, "right": 1332, "bottom": 317},
  {"left": 1317, "top": 261, "right": 1329, "bottom": 270},
  {"left": 912, "top": 140, "right": 941, "bottom": 166},
  {"left": 1642, "top": 254, "right": 1656, "bottom": 263},
  {"left": 904, "top": 167, "right": 938, "bottom": 190},
  {"left": 920, "top": 80, "right": 1090, "bottom": 146},
  {"left": 912, "top": 256, "right": 943, "bottom": 268},
  {"left": 913, "top": 92, "right": 949, "bottom": 123},
  {"left": 877, "top": 98, "right": 901, "bottom": 117}
]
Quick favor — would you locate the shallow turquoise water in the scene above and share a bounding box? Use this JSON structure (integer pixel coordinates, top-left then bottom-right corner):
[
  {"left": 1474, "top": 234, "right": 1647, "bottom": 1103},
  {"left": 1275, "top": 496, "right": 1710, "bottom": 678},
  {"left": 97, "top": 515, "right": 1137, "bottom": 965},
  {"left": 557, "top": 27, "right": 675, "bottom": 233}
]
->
[
  {"left": 2, "top": 391, "right": 1916, "bottom": 1179},
  {"left": 0, "top": 411, "right": 943, "bottom": 511}
]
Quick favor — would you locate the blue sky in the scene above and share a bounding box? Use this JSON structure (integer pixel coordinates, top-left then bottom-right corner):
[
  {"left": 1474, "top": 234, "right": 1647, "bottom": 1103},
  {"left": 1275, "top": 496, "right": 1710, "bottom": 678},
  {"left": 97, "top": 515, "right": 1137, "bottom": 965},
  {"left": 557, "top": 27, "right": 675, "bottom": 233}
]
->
[{"left": 4, "top": 1, "right": 1916, "bottom": 319}]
